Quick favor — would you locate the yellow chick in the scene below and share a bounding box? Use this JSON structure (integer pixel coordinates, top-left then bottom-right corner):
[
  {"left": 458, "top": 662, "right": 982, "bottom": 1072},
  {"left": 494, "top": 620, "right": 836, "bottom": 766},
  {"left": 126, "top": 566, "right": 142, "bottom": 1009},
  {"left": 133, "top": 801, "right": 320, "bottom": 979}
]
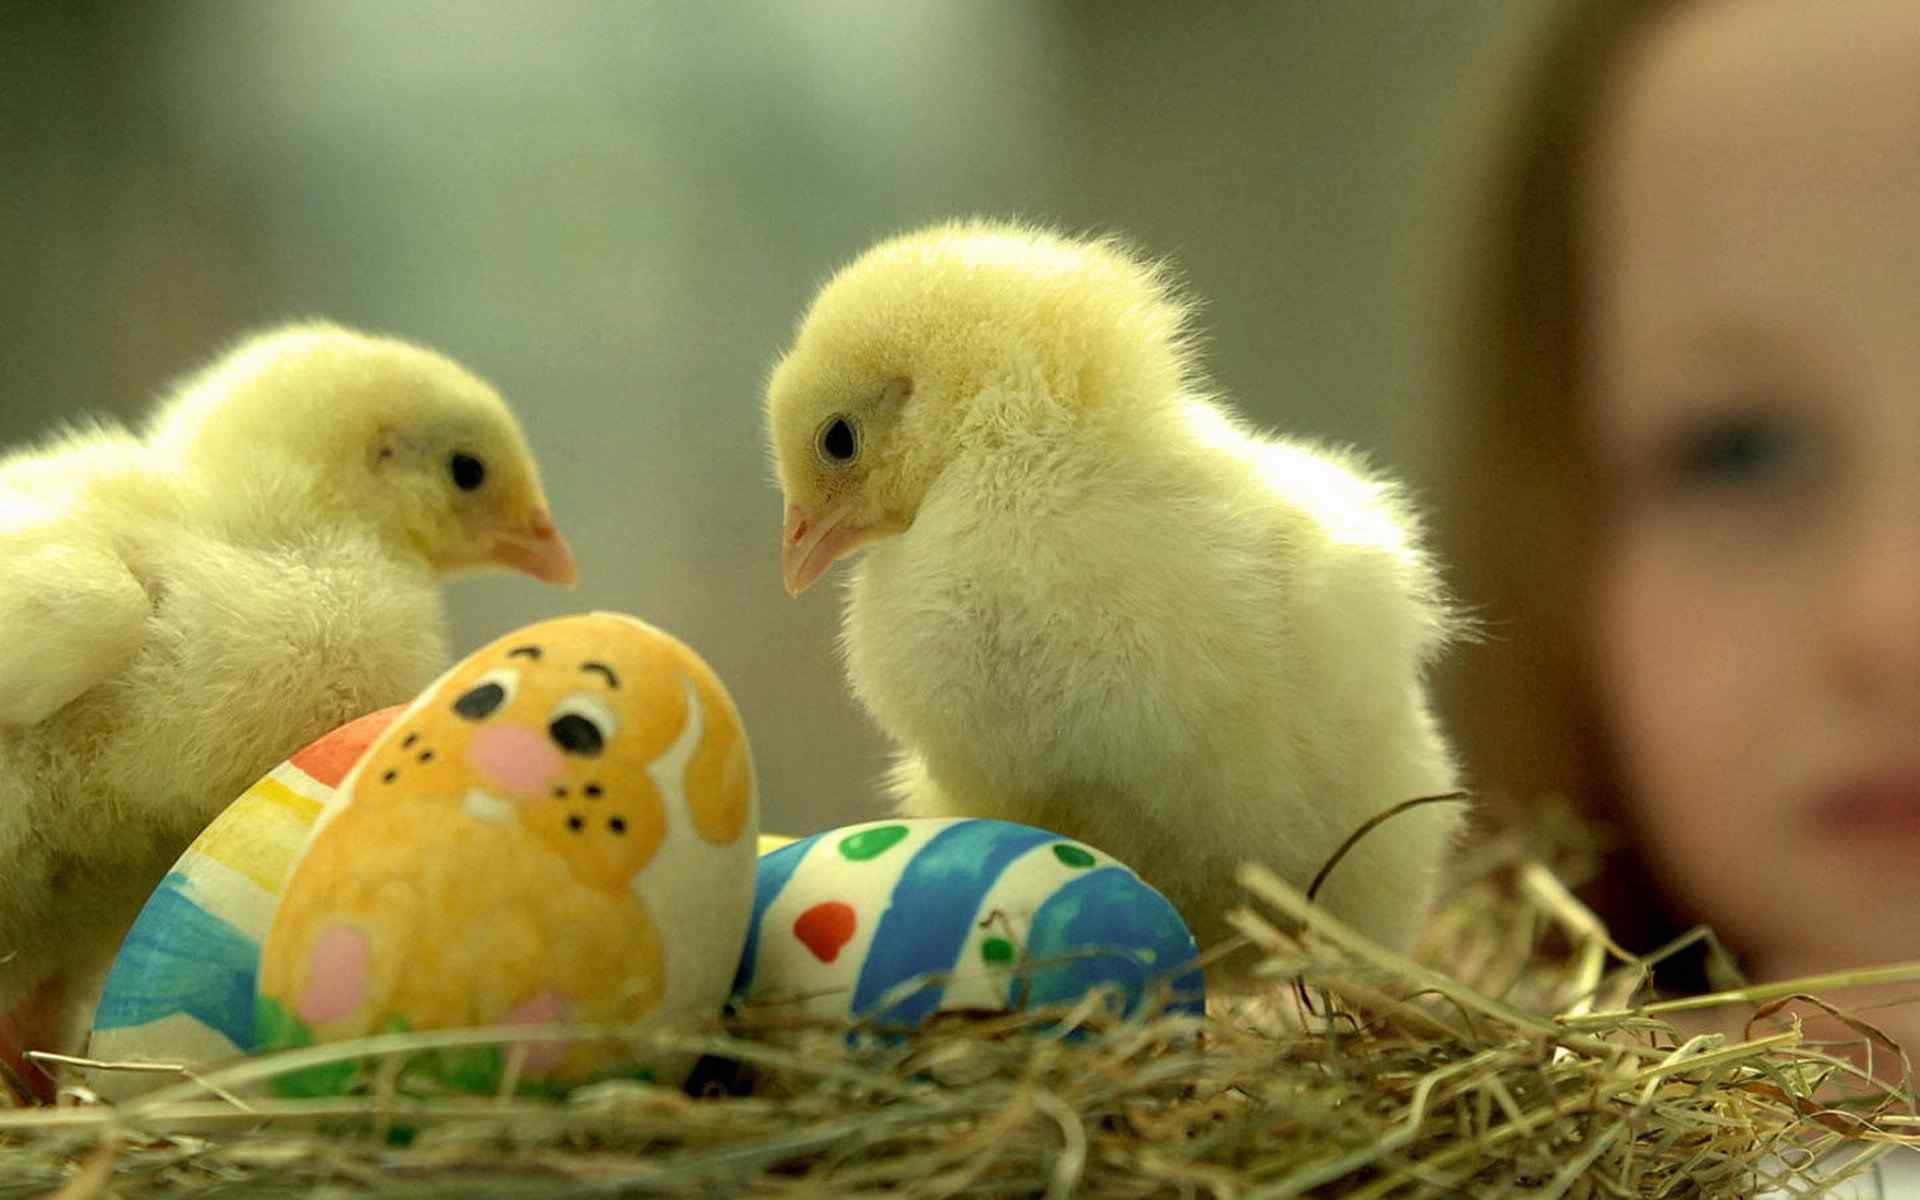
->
[
  {"left": 0, "top": 322, "right": 575, "bottom": 1099},
  {"left": 764, "top": 220, "right": 1462, "bottom": 969}
]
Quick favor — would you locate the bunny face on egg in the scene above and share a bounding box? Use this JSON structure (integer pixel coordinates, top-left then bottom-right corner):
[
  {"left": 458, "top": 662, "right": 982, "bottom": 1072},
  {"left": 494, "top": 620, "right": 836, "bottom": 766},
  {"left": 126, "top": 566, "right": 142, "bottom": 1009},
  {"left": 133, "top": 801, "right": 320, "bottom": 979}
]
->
[
  {"left": 351, "top": 611, "right": 752, "bottom": 896},
  {"left": 254, "top": 611, "right": 759, "bottom": 1095}
]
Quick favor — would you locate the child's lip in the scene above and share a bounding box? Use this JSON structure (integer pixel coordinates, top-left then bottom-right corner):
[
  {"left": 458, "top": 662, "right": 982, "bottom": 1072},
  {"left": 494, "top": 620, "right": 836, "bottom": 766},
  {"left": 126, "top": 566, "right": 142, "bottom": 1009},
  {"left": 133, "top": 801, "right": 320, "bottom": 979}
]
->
[{"left": 1811, "top": 765, "right": 1920, "bottom": 837}]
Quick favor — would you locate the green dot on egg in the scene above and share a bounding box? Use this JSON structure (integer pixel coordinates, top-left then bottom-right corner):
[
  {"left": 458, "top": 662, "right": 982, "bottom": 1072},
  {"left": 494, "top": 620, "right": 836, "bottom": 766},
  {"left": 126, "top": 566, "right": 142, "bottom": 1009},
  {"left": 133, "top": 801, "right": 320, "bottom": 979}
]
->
[
  {"left": 839, "top": 823, "right": 910, "bottom": 861},
  {"left": 981, "top": 937, "right": 1016, "bottom": 965},
  {"left": 430, "top": 1043, "right": 506, "bottom": 1095},
  {"left": 1052, "top": 843, "right": 1096, "bottom": 869},
  {"left": 256, "top": 996, "right": 360, "bottom": 1098}
]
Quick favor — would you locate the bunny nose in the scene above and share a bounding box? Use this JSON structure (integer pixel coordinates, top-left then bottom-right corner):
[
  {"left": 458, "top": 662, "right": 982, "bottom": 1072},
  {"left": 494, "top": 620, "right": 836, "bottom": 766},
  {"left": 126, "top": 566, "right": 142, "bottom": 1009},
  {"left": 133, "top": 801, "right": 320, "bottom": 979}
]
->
[{"left": 468, "top": 724, "right": 564, "bottom": 795}]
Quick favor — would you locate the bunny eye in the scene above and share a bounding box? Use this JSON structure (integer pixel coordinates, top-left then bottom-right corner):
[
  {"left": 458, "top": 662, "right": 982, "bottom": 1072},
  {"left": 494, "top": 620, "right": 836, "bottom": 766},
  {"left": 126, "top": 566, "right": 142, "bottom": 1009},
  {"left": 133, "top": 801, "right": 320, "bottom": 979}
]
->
[
  {"left": 453, "top": 668, "right": 518, "bottom": 720},
  {"left": 550, "top": 692, "right": 618, "bottom": 756}
]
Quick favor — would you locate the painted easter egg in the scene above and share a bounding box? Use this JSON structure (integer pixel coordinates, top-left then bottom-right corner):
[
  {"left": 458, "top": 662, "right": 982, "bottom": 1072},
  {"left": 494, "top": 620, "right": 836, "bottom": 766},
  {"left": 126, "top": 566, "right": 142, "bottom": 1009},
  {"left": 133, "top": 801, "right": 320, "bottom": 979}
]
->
[
  {"left": 255, "top": 612, "right": 759, "bottom": 1096},
  {"left": 732, "top": 818, "right": 1204, "bottom": 1029},
  {"left": 86, "top": 706, "right": 402, "bottom": 1101}
]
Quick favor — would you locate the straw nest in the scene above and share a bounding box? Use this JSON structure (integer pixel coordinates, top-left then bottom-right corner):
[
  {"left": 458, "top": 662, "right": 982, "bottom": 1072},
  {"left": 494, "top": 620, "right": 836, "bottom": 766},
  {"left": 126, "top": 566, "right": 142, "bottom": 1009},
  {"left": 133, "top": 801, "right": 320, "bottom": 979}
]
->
[{"left": 5, "top": 805, "right": 1918, "bottom": 1199}]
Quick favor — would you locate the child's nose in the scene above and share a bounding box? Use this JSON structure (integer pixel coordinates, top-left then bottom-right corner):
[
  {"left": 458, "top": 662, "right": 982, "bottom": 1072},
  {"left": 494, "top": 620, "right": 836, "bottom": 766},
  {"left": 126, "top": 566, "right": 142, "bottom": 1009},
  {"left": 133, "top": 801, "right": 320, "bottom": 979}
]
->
[{"left": 468, "top": 724, "right": 564, "bottom": 796}]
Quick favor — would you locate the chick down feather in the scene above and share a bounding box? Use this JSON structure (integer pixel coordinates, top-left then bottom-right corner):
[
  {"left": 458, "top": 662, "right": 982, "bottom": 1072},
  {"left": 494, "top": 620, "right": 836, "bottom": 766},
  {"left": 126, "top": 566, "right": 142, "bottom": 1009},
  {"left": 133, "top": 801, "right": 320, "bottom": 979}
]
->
[
  {"left": 765, "top": 221, "right": 1464, "bottom": 971},
  {"left": 0, "top": 323, "right": 574, "bottom": 1089}
]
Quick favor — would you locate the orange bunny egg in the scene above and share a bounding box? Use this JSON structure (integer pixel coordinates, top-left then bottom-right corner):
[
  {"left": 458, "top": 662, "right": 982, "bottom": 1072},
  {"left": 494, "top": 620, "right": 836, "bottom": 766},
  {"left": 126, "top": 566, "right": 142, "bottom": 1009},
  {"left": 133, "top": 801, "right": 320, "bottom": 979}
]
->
[{"left": 255, "top": 612, "right": 758, "bottom": 1095}]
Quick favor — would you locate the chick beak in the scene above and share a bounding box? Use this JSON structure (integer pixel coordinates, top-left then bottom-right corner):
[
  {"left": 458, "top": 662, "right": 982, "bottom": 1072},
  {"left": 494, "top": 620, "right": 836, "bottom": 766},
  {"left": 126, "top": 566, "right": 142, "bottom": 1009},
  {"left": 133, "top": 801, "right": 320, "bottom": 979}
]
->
[
  {"left": 783, "top": 498, "right": 865, "bottom": 596},
  {"left": 492, "top": 508, "right": 579, "bottom": 587}
]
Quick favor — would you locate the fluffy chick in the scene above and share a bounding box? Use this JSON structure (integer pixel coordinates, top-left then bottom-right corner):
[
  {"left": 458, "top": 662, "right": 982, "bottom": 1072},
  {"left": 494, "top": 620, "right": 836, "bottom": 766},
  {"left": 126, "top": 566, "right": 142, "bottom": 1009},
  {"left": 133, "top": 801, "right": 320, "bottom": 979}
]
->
[
  {"left": 765, "top": 220, "right": 1462, "bottom": 973},
  {"left": 0, "top": 322, "right": 576, "bottom": 1097}
]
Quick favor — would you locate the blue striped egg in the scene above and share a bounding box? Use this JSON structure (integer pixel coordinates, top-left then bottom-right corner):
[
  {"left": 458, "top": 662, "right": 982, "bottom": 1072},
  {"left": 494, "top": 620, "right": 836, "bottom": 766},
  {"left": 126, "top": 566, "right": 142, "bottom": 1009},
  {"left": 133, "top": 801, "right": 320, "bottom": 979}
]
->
[{"left": 731, "top": 818, "right": 1203, "bottom": 1027}]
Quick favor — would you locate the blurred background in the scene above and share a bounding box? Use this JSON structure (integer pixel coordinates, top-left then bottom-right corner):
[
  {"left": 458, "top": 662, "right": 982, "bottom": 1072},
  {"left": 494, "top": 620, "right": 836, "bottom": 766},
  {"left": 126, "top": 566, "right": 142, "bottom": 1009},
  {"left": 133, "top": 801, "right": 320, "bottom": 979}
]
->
[{"left": 1, "top": 2, "right": 1554, "bottom": 836}]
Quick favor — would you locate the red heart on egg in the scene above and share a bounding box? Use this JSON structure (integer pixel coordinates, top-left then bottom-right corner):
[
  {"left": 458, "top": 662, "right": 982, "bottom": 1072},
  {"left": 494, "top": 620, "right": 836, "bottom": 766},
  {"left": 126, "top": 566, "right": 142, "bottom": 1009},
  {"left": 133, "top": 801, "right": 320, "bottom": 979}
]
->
[{"left": 792, "top": 901, "right": 857, "bottom": 963}]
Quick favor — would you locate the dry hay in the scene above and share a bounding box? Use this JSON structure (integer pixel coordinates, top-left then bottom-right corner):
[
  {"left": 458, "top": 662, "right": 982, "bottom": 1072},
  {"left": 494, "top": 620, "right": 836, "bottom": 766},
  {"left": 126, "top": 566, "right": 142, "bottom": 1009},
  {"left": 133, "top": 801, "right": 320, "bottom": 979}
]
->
[{"left": 5, "top": 813, "right": 1919, "bottom": 1198}]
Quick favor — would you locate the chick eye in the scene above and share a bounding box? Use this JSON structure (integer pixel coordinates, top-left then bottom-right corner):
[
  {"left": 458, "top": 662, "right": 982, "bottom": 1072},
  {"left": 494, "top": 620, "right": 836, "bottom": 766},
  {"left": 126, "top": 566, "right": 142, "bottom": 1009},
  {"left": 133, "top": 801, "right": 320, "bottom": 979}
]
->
[
  {"left": 816, "top": 416, "right": 858, "bottom": 465},
  {"left": 450, "top": 453, "right": 487, "bottom": 491},
  {"left": 452, "top": 668, "right": 518, "bottom": 721},
  {"left": 550, "top": 692, "right": 618, "bottom": 756}
]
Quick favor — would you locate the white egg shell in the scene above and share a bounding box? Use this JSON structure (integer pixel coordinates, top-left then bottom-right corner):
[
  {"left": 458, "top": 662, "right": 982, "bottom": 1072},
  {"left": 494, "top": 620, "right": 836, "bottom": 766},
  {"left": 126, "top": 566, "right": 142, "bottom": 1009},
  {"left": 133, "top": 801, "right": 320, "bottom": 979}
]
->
[{"left": 732, "top": 817, "right": 1203, "bottom": 1026}]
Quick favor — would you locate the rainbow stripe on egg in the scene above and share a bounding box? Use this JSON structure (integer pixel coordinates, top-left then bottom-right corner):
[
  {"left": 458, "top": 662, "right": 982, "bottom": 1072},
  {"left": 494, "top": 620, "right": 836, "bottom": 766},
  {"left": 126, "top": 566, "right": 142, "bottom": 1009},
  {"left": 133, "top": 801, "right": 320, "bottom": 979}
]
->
[{"left": 88, "top": 707, "right": 400, "bottom": 1092}]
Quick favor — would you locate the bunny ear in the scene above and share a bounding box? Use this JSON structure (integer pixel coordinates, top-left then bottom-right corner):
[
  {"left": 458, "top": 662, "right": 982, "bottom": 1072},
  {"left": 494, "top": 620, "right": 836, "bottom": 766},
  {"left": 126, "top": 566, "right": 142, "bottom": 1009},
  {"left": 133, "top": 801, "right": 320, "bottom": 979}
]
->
[
  {"left": 693, "top": 725, "right": 754, "bottom": 848},
  {"left": 644, "top": 676, "right": 705, "bottom": 811},
  {"left": 650, "top": 673, "right": 754, "bottom": 850}
]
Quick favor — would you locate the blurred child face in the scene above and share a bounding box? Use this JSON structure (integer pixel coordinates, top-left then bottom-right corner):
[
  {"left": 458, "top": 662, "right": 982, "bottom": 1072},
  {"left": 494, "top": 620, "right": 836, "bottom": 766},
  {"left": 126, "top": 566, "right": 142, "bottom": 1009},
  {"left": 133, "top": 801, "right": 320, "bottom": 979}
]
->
[{"left": 1589, "top": 0, "right": 1920, "bottom": 979}]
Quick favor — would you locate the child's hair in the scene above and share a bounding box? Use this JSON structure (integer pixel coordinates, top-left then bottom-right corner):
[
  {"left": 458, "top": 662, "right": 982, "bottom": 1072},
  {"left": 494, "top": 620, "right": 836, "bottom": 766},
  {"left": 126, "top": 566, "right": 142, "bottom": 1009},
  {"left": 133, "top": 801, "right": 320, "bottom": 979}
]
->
[{"left": 1429, "top": 0, "right": 1693, "bottom": 960}]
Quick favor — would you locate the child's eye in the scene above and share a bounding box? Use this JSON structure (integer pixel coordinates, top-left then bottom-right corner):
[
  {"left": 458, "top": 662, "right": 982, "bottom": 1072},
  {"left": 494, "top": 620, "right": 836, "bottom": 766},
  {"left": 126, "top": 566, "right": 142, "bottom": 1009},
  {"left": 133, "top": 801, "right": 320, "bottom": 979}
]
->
[
  {"left": 1621, "top": 403, "right": 1841, "bottom": 547},
  {"left": 1660, "top": 409, "right": 1818, "bottom": 498}
]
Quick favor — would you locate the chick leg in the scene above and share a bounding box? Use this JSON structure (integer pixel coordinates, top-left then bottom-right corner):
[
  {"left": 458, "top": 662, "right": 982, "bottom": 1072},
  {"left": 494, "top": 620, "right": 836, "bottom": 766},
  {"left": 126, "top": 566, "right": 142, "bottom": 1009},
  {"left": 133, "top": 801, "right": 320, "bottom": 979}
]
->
[
  {"left": 0, "top": 1037, "right": 52, "bottom": 1106},
  {"left": 0, "top": 976, "right": 73, "bottom": 1105}
]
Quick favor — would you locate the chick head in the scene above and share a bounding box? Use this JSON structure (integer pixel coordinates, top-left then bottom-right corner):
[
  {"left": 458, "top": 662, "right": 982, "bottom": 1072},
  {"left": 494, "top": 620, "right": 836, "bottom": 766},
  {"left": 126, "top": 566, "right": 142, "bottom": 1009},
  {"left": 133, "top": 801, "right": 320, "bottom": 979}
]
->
[
  {"left": 764, "top": 219, "right": 1195, "bottom": 594},
  {"left": 150, "top": 322, "right": 577, "bottom": 585}
]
